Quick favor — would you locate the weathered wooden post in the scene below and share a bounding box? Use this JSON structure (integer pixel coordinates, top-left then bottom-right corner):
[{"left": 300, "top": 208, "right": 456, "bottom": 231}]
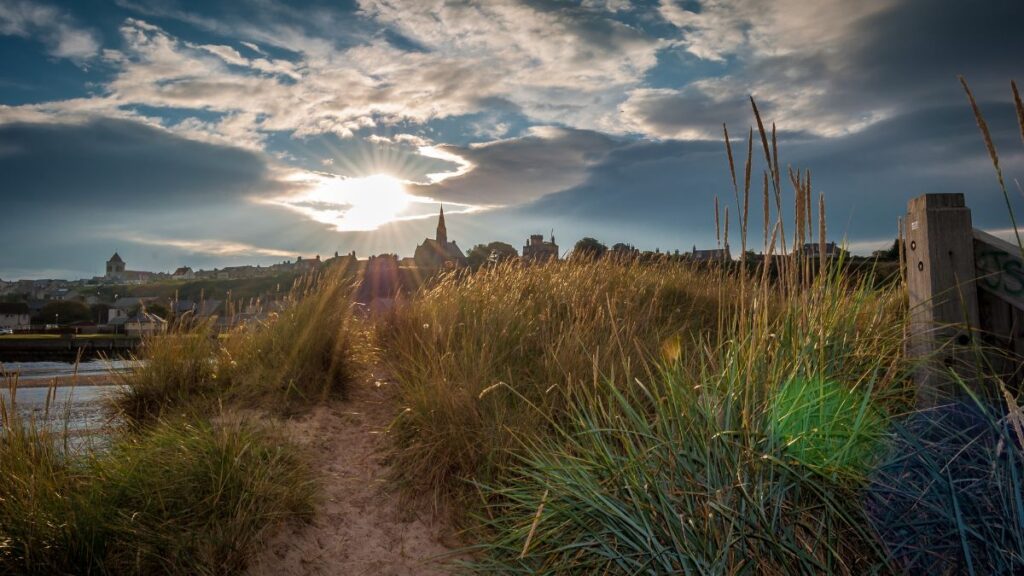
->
[{"left": 905, "top": 193, "right": 981, "bottom": 406}]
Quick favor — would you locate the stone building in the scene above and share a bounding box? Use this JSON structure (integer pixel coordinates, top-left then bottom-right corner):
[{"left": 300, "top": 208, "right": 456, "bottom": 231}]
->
[
  {"left": 104, "top": 252, "right": 154, "bottom": 283},
  {"left": 413, "top": 206, "right": 467, "bottom": 269},
  {"left": 0, "top": 302, "right": 30, "bottom": 330},
  {"left": 798, "top": 242, "right": 848, "bottom": 259},
  {"left": 106, "top": 252, "right": 126, "bottom": 279},
  {"left": 522, "top": 233, "right": 559, "bottom": 262},
  {"left": 689, "top": 244, "right": 732, "bottom": 262}
]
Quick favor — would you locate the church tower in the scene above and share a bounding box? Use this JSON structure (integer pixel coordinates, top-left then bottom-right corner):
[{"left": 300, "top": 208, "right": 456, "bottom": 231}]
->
[
  {"left": 436, "top": 205, "right": 448, "bottom": 245},
  {"left": 106, "top": 252, "right": 125, "bottom": 279}
]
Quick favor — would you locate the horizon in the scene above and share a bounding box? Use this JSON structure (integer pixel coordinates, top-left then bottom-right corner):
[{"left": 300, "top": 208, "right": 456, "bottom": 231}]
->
[{"left": 2, "top": 0, "right": 1024, "bottom": 280}]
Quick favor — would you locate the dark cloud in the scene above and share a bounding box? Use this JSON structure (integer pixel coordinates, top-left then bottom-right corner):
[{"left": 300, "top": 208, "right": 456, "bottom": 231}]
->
[
  {"left": 0, "top": 118, "right": 334, "bottom": 278},
  {"left": 513, "top": 103, "right": 1024, "bottom": 251},
  {"left": 0, "top": 118, "right": 282, "bottom": 208},
  {"left": 851, "top": 0, "right": 1024, "bottom": 100}
]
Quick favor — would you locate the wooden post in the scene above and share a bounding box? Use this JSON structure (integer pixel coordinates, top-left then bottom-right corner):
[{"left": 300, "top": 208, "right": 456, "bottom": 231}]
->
[{"left": 905, "top": 193, "right": 981, "bottom": 406}]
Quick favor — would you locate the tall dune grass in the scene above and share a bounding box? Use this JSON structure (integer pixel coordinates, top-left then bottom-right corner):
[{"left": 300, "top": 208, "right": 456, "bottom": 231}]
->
[
  {"left": 113, "top": 269, "right": 363, "bottom": 424},
  {"left": 379, "top": 259, "right": 736, "bottom": 511},
  {"left": 1, "top": 381, "right": 315, "bottom": 575},
  {"left": 469, "top": 264, "right": 907, "bottom": 573},
  {"left": 2, "top": 269, "right": 353, "bottom": 573}
]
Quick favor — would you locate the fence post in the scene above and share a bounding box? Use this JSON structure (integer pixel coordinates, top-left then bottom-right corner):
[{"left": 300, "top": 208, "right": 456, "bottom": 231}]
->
[{"left": 905, "top": 193, "right": 981, "bottom": 407}]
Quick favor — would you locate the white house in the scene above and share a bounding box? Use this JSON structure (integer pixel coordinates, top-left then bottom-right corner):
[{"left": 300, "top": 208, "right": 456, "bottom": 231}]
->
[
  {"left": 0, "top": 303, "right": 30, "bottom": 330},
  {"left": 108, "top": 297, "right": 156, "bottom": 324},
  {"left": 126, "top": 312, "right": 167, "bottom": 337}
]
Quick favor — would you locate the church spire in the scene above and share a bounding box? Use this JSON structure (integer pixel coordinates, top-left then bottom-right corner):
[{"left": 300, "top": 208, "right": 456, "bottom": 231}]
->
[{"left": 436, "top": 204, "right": 448, "bottom": 245}]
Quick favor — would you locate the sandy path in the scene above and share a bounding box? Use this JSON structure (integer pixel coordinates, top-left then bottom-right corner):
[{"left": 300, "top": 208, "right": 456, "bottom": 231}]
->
[{"left": 247, "top": 377, "right": 461, "bottom": 576}]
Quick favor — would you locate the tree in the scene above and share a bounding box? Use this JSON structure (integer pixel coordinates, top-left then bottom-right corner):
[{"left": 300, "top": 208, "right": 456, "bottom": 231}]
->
[
  {"left": 39, "top": 300, "right": 92, "bottom": 325},
  {"left": 610, "top": 243, "right": 640, "bottom": 260},
  {"left": 467, "top": 241, "right": 518, "bottom": 270},
  {"left": 872, "top": 238, "right": 901, "bottom": 261},
  {"left": 146, "top": 302, "right": 170, "bottom": 319},
  {"left": 90, "top": 303, "right": 111, "bottom": 325},
  {"left": 572, "top": 237, "right": 607, "bottom": 260}
]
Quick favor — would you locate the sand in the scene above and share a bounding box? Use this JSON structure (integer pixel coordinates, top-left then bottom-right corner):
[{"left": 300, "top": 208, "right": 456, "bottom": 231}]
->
[{"left": 246, "top": 376, "right": 461, "bottom": 576}]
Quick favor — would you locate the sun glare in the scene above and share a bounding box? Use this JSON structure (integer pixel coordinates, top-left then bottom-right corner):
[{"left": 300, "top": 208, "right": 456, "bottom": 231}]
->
[{"left": 283, "top": 173, "right": 416, "bottom": 232}]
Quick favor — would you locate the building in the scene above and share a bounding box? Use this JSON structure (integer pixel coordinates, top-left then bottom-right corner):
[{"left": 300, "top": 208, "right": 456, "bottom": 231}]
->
[
  {"left": 104, "top": 252, "right": 155, "bottom": 284},
  {"left": 126, "top": 312, "right": 167, "bottom": 337},
  {"left": 295, "top": 255, "right": 322, "bottom": 272},
  {"left": 523, "top": 233, "right": 559, "bottom": 262},
  {"left": 798, "top": 242, "right": 848, "bottom": 259},
  {"left": 689, "top": 244, "right": 732, "bottom": 262},
  {"left": 0, "top": 303, "right": 30, "bottom": 330},
  {"left": 108, "top": 296, "right": 157, "bottom": 324},
  {"left": 172, "top": 266, "right": 195, "bottom": 280},
  {"left": 106, "top": 252, "right": 126, "bottom": 279},
  {"left": 413, "top": 206, "right": 468, "bottom": 269}
]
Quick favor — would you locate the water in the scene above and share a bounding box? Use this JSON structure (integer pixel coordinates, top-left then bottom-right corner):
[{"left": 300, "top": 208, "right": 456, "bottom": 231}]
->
[
  {"left": 1, "top": 384, "right": 122, "bottom": 433},
  {"left": 0, "top": 360, "right": 133, "bottom": 434},
  {"left": 0, "top": 359, "right": 137, "bottom": 382}
]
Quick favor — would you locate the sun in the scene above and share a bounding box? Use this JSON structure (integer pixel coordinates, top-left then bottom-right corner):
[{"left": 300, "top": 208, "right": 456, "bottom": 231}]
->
[{"left": 284, "top": 173, "right": 416, "bottom": 232}]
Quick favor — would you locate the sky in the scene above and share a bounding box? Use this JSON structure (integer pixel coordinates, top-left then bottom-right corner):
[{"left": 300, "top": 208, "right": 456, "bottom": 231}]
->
[{"left": 1, "top": 0, "right": 1022, "bottom": 280}]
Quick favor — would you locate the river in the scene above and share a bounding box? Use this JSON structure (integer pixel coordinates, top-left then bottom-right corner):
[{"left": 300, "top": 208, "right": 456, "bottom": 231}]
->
[
  {"left": 1, "top": 360, "right": 133, "bottom": 434},
  {"left": 1, "top": 359, "right": 136, "bottom": 382}
]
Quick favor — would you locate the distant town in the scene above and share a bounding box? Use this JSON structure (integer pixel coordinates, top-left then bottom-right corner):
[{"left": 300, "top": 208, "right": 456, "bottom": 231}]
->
[{"left": 0, "top": 206, "right": 867, "bottom": 339}]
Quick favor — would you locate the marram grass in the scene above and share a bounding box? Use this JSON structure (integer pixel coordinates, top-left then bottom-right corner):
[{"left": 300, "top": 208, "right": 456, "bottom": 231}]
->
[
  {"left": 0, "top": 409, "right": 316, "bottom": 576},
  {"left": 113, "top": 268, "right": 363, "bottom": 425},
  {"left": 452, "top": 260, "right": 909, "bottom": 574}
]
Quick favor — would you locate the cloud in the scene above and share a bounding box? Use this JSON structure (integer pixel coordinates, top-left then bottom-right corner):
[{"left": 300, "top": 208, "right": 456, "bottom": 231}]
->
[
  {"left": 643, "top": 0, "right": 1024, "bottom": 139},
  {"left": 409, "top": 127, "right": 619, "bottom": 206},
  {"left": 0, "top": 2, "right": 667, "bottom": 145},
  {"left": 659, "top": 0, "right": 894, "bottom": 62},
  {"left": 518, "top": 103, "right": 1024, "bottom": 251},
  {"left": 359, "top": 0, "right": 665, "bottom": 130},
  {"left": 197, "top": 43, "right": 249, "bottom": 66},
  {"left": 123, "top": 234, "right": 295, "bottom": 258},
  {"left": 0, "top": 117, "right": 284, "bottom": 208},
  {"left": 0, "top": 0, "right": 100, "bottom": 60},
  {"left": 0, "top": 117, "right": 324, "bottom": 277}
]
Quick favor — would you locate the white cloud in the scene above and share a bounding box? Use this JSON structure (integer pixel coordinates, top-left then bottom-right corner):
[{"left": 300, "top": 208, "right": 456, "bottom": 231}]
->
[
  {"left": 239, "top": 41, "right": 265, "bottom": 55},
  {"left": 0, "top": 3, "right": 665, "bottom": 147},
  {"left": 197, "top": 43, "right": 249, "bottom": 66},
  {"left": 358, "top": 0, "right": 664, "bottom": 128},
  {"left": 643, "top": 0, "right": 904, "bottom": 138},
  {"left": 123, "top": 234, "right": 295, "bottom": 257},
  {"left": 0, "top": 0, "right": 100, "bottom": 61},
  {"left": 658, "top": 0, "right": 894, "bottom": 61}
]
